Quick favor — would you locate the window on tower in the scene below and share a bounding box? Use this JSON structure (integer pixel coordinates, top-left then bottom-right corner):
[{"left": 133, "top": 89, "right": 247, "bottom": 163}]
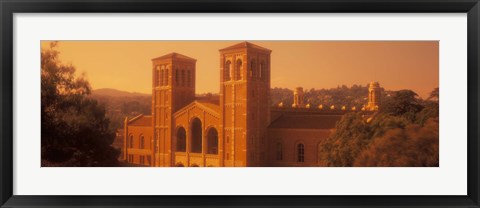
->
[
  {"left": 235, "top": 59, "right": 242, "bottom": 81},
  {"left": 224, "top": 60, "right": 231, "bottom": 81},
  {"left": 175, "top": 68, "right": 179, "bottom": 86},
  {"left": 164, "top": 68, "right": 169, "bottom": 85},
  {"left": 181, "top": 69, "right": 185, "bottom": 87},
  {"left": 250, "top": 59, "right": 256, "bottom": 78},
  {"left": 154, "top": 67, "right": 159, "bottom": 86},
  {"left": 187, "top": 70, "right": 191, "bottom": 87},
  {"left": 259, "top": 62, "right": 265, "bottom": 80},
  {"left": 160, "top": 69, "right": 164, "bottom": 86}
]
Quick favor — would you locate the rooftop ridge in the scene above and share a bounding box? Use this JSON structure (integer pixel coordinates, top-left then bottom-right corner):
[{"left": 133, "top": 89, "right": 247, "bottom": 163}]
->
[
  {"left": 152, "top": 52, "right": 196, "bottom": 61},
  {"left": 219, "top": 41, "right": 272, "bottom": 52}
]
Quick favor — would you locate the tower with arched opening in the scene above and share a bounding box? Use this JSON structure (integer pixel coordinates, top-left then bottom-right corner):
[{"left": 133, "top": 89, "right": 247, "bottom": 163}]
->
[
  {"left": 219, "top": 42, "right": 272, "bottom": 167},
  {"left": 151, "top": 53, "right": 196, "bottom": 166}
]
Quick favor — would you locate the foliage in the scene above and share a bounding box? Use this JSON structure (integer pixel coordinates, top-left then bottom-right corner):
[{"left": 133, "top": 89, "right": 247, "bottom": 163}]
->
[
  {"left": 354, "top": 118, "right": 439, "bottom": 167},
  {"left": 318, "top": 113, "right": 372, "bottom": 166},
  {"left": 380, "top": 90, "right": 424, "bottom": 122},
  {"left": 89, "top": 94, "right": 151, "bottom": 131},
  {"left": 319, "top": 88, "right": 439, "bottom": 167},
  {"left": 41, "top": 42, "right": 119, "bottom": 167}
]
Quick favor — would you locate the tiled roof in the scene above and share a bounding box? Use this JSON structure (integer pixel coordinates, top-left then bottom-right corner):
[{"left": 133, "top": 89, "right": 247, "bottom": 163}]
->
[
  {"left": 128, "top": 115, "right": 152, "bottom": 126},
  {"left": 269, "top": 114, "right": 342, "bottom": 130},
  {"left": 152, "top": 52, "right": 196, "bottom": 61},
  {"left": 219, "top": 41, "right": 272, "bottom": 52}
]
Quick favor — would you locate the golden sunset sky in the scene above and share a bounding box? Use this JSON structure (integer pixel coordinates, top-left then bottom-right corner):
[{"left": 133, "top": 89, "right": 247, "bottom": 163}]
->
[{"left": 41, "top": 41, "right": 438, "bottom": 98}]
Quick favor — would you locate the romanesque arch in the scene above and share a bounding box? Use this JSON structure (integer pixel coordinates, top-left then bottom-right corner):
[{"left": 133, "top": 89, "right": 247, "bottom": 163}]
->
[
  {"left": 176, "top": 126, "right": 186, "bottom": 152},
  {"left": 206, "top": 127, "right": 218, "bottom": 154},
  {"left": 139, "top": 134, "right": 145, "bottom": 149},
  {"left": 235, "top": 59, "right": 242, "bottom": 80},
  {"left": 128, "top": 134, "right": 134, "bottom": 148},
  {"left": 259, "top": 61, "right": 265, "bottom": 80},
  {"left": 190, "top": 117, "right": 202, "bottom": 153},
  {"left": 250, "top": 59, "right": 256, "bottom": 78},
  {"left": 224, "top": 60, "right": 231, "bottom": 81}
]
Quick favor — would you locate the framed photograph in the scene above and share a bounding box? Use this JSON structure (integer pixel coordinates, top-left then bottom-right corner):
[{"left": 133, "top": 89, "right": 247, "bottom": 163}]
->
[{"left": 1, "top": 0, "right": 479, "bottom": 207}]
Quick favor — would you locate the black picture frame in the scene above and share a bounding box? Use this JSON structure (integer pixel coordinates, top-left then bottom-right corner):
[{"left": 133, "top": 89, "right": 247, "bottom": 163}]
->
[{"left": 1, "top": 0, "right": 479, "bottom": 207}]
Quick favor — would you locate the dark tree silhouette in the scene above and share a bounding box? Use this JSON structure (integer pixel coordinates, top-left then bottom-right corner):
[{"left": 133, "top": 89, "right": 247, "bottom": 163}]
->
[{"left": 41, "top": 42, "right": 119, "bottom": 166}]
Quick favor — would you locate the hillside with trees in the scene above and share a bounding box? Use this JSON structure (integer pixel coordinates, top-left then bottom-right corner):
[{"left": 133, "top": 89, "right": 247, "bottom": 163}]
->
[{"left": 89, "top": 89, "right": 151, "bottom": 132}]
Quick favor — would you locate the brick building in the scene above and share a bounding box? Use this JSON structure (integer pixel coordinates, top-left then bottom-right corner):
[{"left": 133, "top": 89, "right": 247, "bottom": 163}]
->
[{"left": 123, "top": 42, "right": 380, "bottom": 167}]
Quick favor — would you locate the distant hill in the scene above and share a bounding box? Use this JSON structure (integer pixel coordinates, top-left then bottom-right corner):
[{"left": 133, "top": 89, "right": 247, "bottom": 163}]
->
[{"left": 92, "top": 88, "right": 150, "bottom": 97}]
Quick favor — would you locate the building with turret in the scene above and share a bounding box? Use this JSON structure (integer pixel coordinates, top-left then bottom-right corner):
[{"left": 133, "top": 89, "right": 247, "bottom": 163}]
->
[{"left": 123, "top": 42, "right": 379, "bottom": 167}]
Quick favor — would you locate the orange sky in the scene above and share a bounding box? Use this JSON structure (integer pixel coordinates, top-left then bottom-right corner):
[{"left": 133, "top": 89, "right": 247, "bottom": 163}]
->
[{"left": 41, "top": 41, "right": 438, "bottom": 98}]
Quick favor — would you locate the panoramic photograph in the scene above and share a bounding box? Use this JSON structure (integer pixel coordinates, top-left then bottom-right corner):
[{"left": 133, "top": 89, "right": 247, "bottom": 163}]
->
[{"left": 41, "top": 41, "right": 439, "bottom": 167}]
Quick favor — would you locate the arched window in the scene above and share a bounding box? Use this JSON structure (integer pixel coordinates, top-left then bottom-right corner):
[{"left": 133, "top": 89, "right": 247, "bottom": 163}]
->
[
  {"left": 181, "top": 69, "right": 185, "bottom": 87},
  {"left": 154, "top": 66, "right": 160, "bottom": 86},
  {"left": 175, "top": 68, "right": 179, "bottom": 86},
  {"left": 164, "top": 68, "right": 169, "bottom": 85},
  {"left": 140, "top": 135, "right": 145, "bottom": 149},
  {"left": 129, "top": 135, "right": 134, "bottom": 148},
  {"left": 259, "top": 62, "right": 265, "bottom": 80},
  {"left": 224, "top": 61, "right": 231, "bottom": 81},
  {"left": 207, "top": 128, "right": 218, "bottom": 154},
  {"left": 190, "top": 118, "right": 202, "bottom": 153},
  {"left": 297, "top": 143, "right": 305, "bottom": 162},
  {"left": 187, "top": 70, "right": 191, "bottom": 87},
  {"left": 235, "top": 59, "right": 242, "bottom": 80},
  {"left": 176, "top": 127, "right": 186, "bottom": 152},
  {"left": 250, "top": 59, "right": 256, "bottom": 78},
  {"left": 160, "top": 69, "right": 164, "bottom": 86},
  {"left": 276, "top": 143, "right": 283, "bottom": 160}
]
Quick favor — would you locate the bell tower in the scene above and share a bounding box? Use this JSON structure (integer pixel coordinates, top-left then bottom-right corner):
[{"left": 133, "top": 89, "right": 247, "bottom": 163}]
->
[
  {"left": 219, "top": 42, "right": 271, "bottom": 167},
  {"left": 151, "top": 53, "right": 196, "bottom": 166}
]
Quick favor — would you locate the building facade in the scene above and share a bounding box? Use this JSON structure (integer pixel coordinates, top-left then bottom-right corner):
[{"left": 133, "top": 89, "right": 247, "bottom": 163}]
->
[{"left": 123, "top": 42, "right": 381, "bottom": 167}]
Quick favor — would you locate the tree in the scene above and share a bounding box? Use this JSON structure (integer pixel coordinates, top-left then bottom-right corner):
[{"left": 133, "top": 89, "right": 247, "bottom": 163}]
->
[
  {"left": 41, "top": 42, "right": 119, "bottom": 166},
  {"left": 380, "top": 90, "right": 424, "bottom": 122},
  {"left": 354, "top": 118, "right": 439, "bottom": 167},
  {"left": 428, "top": 87, "right": 439, "bottom": 101},
  {"left": 318, "top": 113, "right": 372, "bottom": 166}
]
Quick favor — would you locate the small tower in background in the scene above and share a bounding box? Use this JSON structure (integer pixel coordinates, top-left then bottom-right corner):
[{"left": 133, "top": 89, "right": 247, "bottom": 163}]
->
[
  {"left": 292, "top": 87, "right": 305, "bottom": 108},
  {"left": 367, "top": 81, "right": 381, "bottom": 111}
]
